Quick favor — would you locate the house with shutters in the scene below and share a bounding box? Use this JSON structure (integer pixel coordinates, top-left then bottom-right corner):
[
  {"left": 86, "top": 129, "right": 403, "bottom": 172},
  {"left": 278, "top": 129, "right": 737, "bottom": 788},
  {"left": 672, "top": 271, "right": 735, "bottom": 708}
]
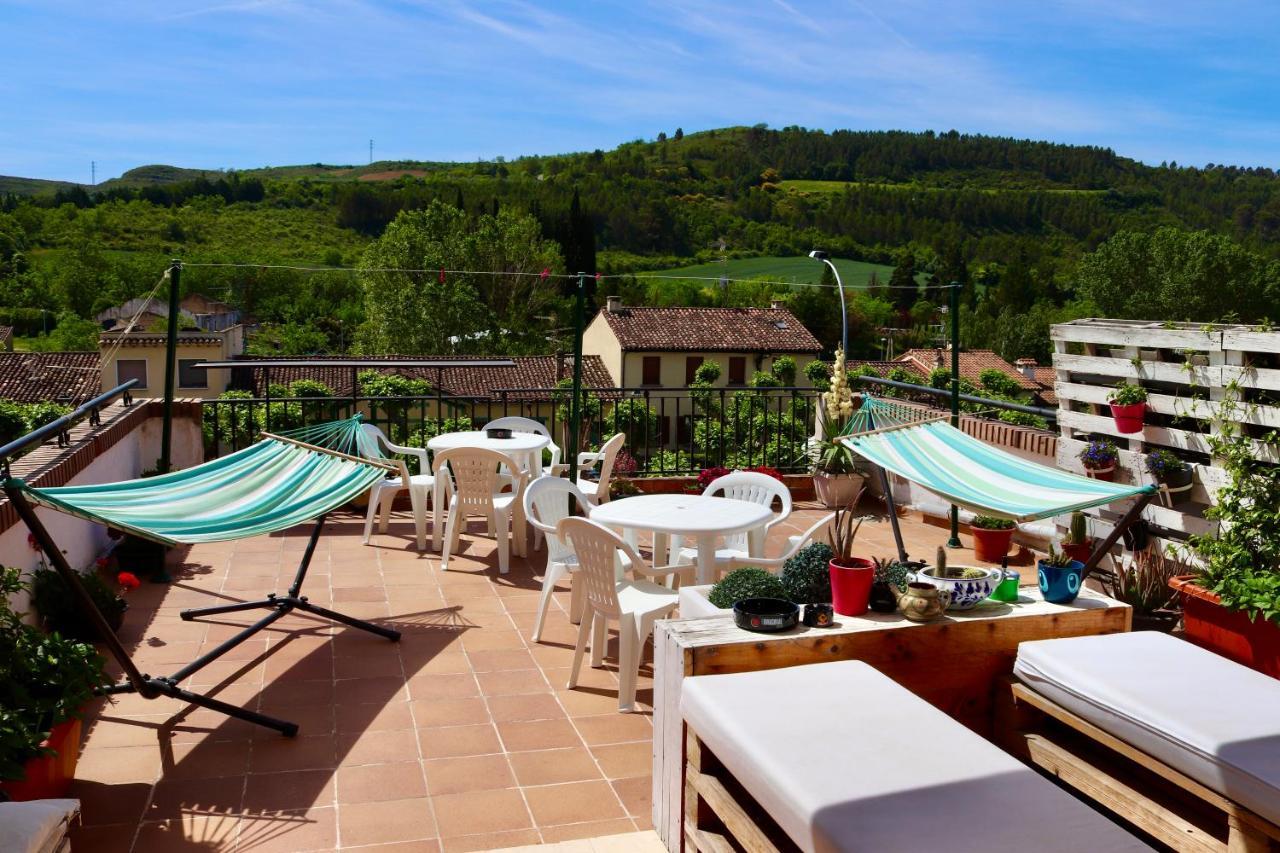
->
[{"left": 581, "top": 297, "right": 823, "bottom": 390}]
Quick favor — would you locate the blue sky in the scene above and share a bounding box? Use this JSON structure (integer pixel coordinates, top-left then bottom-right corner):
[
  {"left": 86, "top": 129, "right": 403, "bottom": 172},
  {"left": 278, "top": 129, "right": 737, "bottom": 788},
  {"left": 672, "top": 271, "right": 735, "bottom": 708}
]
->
[{"left": 3, "top": 0, "right": 1279, "bottom": 183}]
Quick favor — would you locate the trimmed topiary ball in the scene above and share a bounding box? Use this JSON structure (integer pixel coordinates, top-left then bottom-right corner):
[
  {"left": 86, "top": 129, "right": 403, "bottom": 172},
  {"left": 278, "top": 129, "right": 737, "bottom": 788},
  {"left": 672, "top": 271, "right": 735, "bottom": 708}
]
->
[
  {"left": 709, "top": 568, "right": 788, "bottom": 609},
  {"left": 779, "top": 542, "right": 834, "bottom": 604}
]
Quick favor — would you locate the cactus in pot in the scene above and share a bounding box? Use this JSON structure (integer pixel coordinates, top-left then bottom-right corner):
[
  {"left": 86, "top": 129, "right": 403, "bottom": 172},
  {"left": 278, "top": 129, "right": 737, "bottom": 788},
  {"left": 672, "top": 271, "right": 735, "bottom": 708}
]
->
[
  {"left": 1062, "top": 511, "right": 1092, "bottom": 563},
  {"left": 914, "top": 545, "right": 1005, "bottom": 611}
]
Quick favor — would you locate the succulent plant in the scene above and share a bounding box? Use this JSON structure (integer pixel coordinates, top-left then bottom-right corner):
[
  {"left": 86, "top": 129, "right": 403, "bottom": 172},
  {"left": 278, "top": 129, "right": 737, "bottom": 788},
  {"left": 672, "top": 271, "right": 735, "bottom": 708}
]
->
[{"left": 1066, "top": 511, "right": 1089, "bottom": 545}]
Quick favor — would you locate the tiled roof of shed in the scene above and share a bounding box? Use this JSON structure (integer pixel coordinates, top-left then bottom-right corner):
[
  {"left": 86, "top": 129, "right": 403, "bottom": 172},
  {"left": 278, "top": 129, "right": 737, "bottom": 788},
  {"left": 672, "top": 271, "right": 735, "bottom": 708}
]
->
[
  {"left": 896, "top": 348, "right": 1040, "bottom": 391},
  {"left": 598, "top": 306, "right": 821, "bottom": 353},
  {"left": 0, "top": 352, "right": 100, "bottom": 404}
]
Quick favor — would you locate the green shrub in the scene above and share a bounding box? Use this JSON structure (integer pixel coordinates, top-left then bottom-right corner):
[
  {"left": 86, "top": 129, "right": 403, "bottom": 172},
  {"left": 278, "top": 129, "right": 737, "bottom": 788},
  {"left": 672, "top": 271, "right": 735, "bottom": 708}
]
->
[
  {"left": 31, "top": 568, "right": 126, "bottom": 642},
  {"left": 709, "top": 568, "right": 788, "bottom": 609},
  {"left": 779, "top": 542, "right": 833, "bottom": 604},
  {"left": 1109, "top": 382, "right": 1148, "bottom": 405},
  {"left": 971, "top": 515, "right": 1014, "bottom": 530}
]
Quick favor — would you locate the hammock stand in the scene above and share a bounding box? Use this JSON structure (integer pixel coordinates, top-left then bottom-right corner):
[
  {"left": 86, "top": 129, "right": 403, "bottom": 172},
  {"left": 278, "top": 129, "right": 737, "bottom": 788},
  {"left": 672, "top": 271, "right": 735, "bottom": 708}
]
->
[
  {"left": 839, "top": 397, "right": 1157, "bottom": 581},
  {"left": 3, "top": 418, "right": 406, "bottom": 737}
]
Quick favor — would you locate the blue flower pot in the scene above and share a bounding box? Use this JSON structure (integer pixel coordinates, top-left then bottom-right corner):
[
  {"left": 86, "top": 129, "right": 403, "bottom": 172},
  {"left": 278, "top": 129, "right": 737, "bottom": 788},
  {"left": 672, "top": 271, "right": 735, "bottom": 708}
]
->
[{"left": 1038, "top": 559, "right": 1085, "bottom": 604}]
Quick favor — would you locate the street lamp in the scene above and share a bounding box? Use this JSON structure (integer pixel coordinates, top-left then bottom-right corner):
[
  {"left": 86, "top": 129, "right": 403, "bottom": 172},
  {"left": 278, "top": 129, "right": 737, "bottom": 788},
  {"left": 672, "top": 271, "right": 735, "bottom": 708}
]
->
[{"left": 808, "top": 250, "right": 847, "bottom": 355}]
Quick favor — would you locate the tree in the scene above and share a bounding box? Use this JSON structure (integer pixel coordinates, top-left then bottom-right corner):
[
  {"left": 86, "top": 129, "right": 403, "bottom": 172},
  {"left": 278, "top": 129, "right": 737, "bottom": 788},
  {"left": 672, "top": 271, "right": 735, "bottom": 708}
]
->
[
  {"left": 674, "top": 128, "right": 684, "bottom": 140},
  {"left": 888, "top": 251, "right": 918, "bottom": 313},
  {"left": 356, "top": 200, "right": 562, "bottom": 355},
  {"left": 26, "top": 312, "right": 98, "bottom": 351}
]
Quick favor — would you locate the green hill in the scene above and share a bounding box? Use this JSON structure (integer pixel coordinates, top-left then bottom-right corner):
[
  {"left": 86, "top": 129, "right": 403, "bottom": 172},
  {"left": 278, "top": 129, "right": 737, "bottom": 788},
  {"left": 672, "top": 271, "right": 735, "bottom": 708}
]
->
[{"left": 646, "top": 256, "right": 896, "bottom": 288}]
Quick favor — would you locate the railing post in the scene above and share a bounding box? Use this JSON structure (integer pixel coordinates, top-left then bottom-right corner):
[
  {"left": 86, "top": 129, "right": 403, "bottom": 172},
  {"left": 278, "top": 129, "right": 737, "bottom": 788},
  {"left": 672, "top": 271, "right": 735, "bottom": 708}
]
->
[
  {"left": 159, "top": 258, "right": 181, "bottom": 473},
  {"left": 568, "top": 272, "right": 587, "bottom": 484},
  {"left": 948, "top": 279, "right": 963, "bottom": 548}
]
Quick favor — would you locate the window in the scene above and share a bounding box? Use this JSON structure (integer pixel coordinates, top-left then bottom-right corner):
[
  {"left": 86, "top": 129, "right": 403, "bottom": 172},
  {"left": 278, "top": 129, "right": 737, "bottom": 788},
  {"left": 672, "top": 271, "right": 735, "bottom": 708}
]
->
[
  {"left": 178, "top": 359, "right": 208, "bottom": 389},
  {"left": 642, "top": 356, "right": 661, "bottom": 386},
  {"left": 685, "top": 356, "right": 702, "bottom": 386},
  {"left": 728, "top": 356, "right": 746, "bottom": 386},
  {"left": 117, "top": 359, "right": 148, "bottom": 390}
]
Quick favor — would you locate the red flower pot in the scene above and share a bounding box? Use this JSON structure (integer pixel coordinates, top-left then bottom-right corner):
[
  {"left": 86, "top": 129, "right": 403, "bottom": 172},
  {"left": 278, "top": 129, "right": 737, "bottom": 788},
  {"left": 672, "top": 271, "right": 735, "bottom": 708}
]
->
[
  {"left": 1083, "top": 464, "right": 1115, "bottom": 482},
  {"left": 1061, "top": 542, "right": 1093, "bottom": 564},
  {"left": 0, "top": 716, "right": 83, "bottom": 801},
  {"left": 970, "top": 527, "right": 1014, "bottom": 563},
  {"left": 1109, "top": 402, "right": 1145, "bottom": 434},
  {"left": 1170, "top": 577, "right": 1279, "bottom": 678},
  {"left": 829, "top": 558, "right": 874, "bottom": 617}
]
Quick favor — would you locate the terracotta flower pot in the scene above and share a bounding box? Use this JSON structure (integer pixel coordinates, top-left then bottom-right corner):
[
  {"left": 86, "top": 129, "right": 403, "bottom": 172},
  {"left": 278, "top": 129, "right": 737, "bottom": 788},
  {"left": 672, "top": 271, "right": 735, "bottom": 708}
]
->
[
  {"left": 829, "top": 558, "right": 874, "bottom": 617},
  {"left": 1083, "top": 463, "right": 1115, "bottom": 482},
  {"left": 813, "top": 472, "right": 864, "bottom": 510},
  {"left": 1109, "top": 401, "right": 1145, "bottom": 434},
  {"left": 1061, "top": 541, "right": 1092, "bottom": 564},
  {"left": 0, "top": 716, "right": 83, "bottom": 801},
  {"left": 970, "top": 526, "right": 1014, "bottom": 563},
  {"left": 1170, "top": 576, "right": 1280, "bottom": 678}
]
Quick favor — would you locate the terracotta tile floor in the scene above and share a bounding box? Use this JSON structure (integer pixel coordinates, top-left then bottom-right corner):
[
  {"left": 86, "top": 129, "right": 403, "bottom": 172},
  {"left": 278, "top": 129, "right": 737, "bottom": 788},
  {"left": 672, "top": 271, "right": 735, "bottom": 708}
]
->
[{"left": 68, "top": 500, "right": 983, "bottom": 852}]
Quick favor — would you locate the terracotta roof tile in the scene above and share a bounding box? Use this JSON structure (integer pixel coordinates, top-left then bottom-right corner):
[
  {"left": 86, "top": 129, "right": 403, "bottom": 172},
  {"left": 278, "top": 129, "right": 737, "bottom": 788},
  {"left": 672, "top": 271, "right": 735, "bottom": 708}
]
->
[
  {"left": 896, "top": 349, "right": 1040, "bottom": 391},
  {"left": 1032, "top": 366, "right": 1058, "bottom": 406},
  {"left": 598, "top": 305, "right": 821, "bottom": 353},
  {"left": 0, "top": 352, "right": 101, "bottom": 404},
  {"left": 234, "top": 355, "right": 615, "bottom": 402}
]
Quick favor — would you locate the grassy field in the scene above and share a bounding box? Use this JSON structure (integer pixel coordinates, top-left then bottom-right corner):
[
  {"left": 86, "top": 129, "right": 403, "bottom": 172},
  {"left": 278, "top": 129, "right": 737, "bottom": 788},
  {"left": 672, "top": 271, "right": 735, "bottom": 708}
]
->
[
  {"left": 643, "top": 256, "right": 897, "bottom": 288},
  {"left": 778, "top": 179, "right": 1104, "bottom": 195}
]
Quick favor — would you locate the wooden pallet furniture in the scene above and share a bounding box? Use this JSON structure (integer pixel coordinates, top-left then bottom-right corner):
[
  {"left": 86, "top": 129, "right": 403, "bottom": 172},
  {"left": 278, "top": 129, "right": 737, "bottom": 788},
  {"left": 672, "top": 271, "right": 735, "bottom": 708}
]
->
[
  {"left": 681, "top": 660, "right": 1151, "bottom": 853},
  {"left": 1001, "top": 632, "right": 1280, "bottom": 853},
  {"left": 1050, "top": 319, "right": 1280, "bottom": 562},
  {"left": 652, "top": 587, "right": 1132, "bottom": 850}
]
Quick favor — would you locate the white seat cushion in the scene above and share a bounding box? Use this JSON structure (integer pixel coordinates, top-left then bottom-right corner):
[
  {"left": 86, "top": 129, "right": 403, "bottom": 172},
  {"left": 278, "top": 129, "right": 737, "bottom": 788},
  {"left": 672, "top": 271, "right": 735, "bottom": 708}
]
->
[
  {"left": 682, "top": 660, "right": 1149, "bottom": 853},
  {"left": 1014, "top": 631, "right": 1280, "bottom": 827},
  {"left": 0, "top": 799, "right": 79, "bottom": 853}
]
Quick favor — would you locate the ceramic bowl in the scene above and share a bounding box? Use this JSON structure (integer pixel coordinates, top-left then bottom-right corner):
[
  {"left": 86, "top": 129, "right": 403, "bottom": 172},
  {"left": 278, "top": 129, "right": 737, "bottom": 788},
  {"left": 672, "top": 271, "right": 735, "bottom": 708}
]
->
[{"left": 913, "top": 566, "right": 1005, "bottom": 610}]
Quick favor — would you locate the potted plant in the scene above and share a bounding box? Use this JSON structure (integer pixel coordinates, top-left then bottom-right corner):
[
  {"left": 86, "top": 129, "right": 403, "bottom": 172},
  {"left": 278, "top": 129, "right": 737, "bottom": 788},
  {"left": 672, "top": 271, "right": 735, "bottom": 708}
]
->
[
  {"left": 1037, "top": 545, "right": 1084, "bottom": 604},
  {"left": 915, "top": 546, "right": 1005, "bottom": 610},
  {"left": 812, "top": 348, "right": 865, "bottom": 508},
  {"left": 969, "top": 515, "right": 1016, "bottom": 563},
  {"left": 1060, "top": 511, "right": 1092, "bottom": 564},
  {"left": 1108, "top": 382, "right": 1148, "bottom": 433},
  {"left": 0, "top": 567, "right": 107, "bottom": 801},
  {"left": 31, "top": 565, "right": 129, "bottom": 641},
  {"left": 1079, "top": 439, "right": 1119, "bottom": 481},
  {"left": 869, "top": 555, "right": 912, "bottom": 613},
  {"left": 779, "top": 542, "right": 833, "bottom": 606},
  {"left": 708, "top": 568, "right": 789, "bottom": 609},
  {"left": 827, "top": 493, "right": 874, "bottom": 616},
  {"left": 1102, "top": 548, "right": 1181, "bottom": 632},
  {"left": 1145, "top": 449, "right": 1193, "bottom": 496}
]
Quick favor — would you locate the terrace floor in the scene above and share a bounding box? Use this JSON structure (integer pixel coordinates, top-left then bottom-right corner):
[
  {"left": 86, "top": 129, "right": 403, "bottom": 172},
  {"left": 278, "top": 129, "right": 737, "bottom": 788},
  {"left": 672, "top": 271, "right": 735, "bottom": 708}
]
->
[{"left": 67, "top": 499, "right": 989, "bottom": 853}]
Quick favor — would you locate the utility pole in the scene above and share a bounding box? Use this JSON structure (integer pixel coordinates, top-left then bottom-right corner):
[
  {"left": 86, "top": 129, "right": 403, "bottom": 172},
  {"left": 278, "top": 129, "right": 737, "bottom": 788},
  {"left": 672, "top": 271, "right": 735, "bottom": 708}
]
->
[
  {"left": 369, "top": 139, "right": 374, "bottom": 164},
  {"left": 159, "top": 259, "right": 182, "bottom": 474},
  {"left": 947, "top": 280, "right": 962, "bottom": 548}
]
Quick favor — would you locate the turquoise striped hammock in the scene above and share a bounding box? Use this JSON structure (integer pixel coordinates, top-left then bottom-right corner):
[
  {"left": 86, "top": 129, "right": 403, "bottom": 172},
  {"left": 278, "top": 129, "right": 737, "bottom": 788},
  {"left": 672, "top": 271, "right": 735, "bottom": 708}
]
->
[
  {"left": 838, "top": 405, "right": 1154, "bottom": 522},
  {"left": 10, "top": 418, "right": 400, "bottom": 545}
]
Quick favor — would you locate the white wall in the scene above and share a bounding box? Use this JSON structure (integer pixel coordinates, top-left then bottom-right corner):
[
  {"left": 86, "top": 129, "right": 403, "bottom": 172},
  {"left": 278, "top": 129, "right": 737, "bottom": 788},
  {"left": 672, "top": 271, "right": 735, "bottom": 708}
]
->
[{"left": 2, "top": 415, "right": 202, "bottom": 617}]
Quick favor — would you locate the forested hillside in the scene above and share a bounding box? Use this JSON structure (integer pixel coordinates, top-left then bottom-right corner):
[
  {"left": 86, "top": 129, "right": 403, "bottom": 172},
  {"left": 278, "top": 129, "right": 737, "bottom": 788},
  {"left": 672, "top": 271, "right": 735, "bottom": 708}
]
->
[{"left": 3, "top": 126, "right": 1279, "bottom": 363}]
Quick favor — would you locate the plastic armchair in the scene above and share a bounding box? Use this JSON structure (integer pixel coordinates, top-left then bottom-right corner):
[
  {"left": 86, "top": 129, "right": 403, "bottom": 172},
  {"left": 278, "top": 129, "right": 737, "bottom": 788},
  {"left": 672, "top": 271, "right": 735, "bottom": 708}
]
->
[
  {"left": 485, "top": 416, "right": 562, "bottom": 474},
  {"left": 558, "top": 516, "right": 693, "bottom": 712},
  {"left": 725, "top": 512, "right": 836, "bottom": 574},
  {"left": 359, "top": 424, "right": 442, "bottom": 552},
  {"left": 567, "top": 432, "right": 626, "bottom": 506},
  {"left": 673, "top": 470, "right": 793, "bottom": 574},
  {"left": 434, "top": 447, "right": 525, "bottom": 574}
]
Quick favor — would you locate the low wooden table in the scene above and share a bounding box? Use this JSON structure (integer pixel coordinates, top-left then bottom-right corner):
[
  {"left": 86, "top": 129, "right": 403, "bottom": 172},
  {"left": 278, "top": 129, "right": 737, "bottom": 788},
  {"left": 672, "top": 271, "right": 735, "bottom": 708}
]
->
[{"left": 651, "top": 587, "right": 1132, "bottom": 850}]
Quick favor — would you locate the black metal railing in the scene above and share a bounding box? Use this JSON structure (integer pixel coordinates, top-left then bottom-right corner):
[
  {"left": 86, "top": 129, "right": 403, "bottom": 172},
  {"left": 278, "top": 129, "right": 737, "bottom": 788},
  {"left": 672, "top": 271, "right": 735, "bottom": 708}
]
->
[
  {"left": 0, "top": 381, "right": 137, "bottom": 472},
  {"left": 203, "top": 386, "right": 824, "bottom": 477}
]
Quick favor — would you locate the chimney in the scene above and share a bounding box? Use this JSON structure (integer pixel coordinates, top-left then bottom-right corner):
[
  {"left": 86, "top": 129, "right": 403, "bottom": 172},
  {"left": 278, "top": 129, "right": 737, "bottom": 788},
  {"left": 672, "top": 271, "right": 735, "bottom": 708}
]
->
[
  {"left": 1014, "top": 358, "right": 1037, "bottom": 380},
  {"left": 606, "top": 295, "right": 622, "bottom": 314},
  {"left": 556, "top": 350, "right": 567, "bottom": 382},
  {"left": 770, "top": 299, "right": 784, "bottom": 310}
]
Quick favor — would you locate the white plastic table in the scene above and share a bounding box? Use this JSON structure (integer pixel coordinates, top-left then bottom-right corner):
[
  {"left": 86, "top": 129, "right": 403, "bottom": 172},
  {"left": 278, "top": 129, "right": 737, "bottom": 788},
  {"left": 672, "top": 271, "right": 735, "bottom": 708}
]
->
[
  {"left": 427, "top": 431, "right": 549, "bottom": 554},
  {"left": 589, "top": 494, "right": 774, "bottom": 585}
]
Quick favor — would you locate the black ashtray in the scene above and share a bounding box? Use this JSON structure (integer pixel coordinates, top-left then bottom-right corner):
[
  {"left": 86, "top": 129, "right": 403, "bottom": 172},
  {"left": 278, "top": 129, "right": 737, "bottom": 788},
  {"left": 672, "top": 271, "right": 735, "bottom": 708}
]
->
[
  {"left": 803, "top": 603, "right": 835, "bottom": 627},
  {"left": 733, "top": 598, "right": 799, "bottom": 633},
  {"left": 485, "top": 427, "right": 513, "bottom": 439}
]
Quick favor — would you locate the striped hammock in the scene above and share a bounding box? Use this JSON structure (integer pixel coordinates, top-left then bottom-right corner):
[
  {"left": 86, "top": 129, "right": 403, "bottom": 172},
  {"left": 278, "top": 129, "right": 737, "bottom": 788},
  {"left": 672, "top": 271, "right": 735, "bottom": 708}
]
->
[
  {"left": 11, "top": 417, "right": 398, "bottom": 545},
  {"left": 840, "top": 415, "right": 1154, "bottom": 522}
]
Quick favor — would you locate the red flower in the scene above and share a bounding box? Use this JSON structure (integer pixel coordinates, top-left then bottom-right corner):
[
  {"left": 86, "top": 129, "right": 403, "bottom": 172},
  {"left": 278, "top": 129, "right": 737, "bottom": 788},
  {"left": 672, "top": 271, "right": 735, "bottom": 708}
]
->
[
  {"left": 27, "top": 532, "right": 42, "bottom": 553},
  {"left": 117, "top": 572, "right": 142, "bottom": 590},
  {"left": 696, "top": 466, "right": 732, "bottom": 490},
  {"left": 540, "top": 267, "right": 550, "bottom": 280},
  {"left": 95, "top": 556, "right": 110, "bottom": 570},
  {"left": 745, "top": 465, "right": 785, "bottom": 482}
]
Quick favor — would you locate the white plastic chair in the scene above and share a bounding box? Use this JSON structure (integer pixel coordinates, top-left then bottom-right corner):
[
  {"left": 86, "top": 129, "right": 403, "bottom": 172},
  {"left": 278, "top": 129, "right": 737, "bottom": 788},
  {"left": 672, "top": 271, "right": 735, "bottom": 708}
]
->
[
  {"left": 524, "top": 477, "right": 638, "bottom": 643},
  {"left": 360, "top": 424, "right": 442, "bottom": 552},
  {"left": 725, "top": 512, "right": 836, "bottom": 574},
  {"left": 561, "top": 432, "right": 626, "bottom": 506},
  {"left": 673, "top": 471, "right": 793, "bottom": 575},
  {"left": 558, "top": 516, "right": 692, "bottom": 712},
  {"left": 435, "top": 447, "right": 524, "bottom": 574},
  {"left": 486, "top": 416, "right": 562, "bottom": 474}
]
